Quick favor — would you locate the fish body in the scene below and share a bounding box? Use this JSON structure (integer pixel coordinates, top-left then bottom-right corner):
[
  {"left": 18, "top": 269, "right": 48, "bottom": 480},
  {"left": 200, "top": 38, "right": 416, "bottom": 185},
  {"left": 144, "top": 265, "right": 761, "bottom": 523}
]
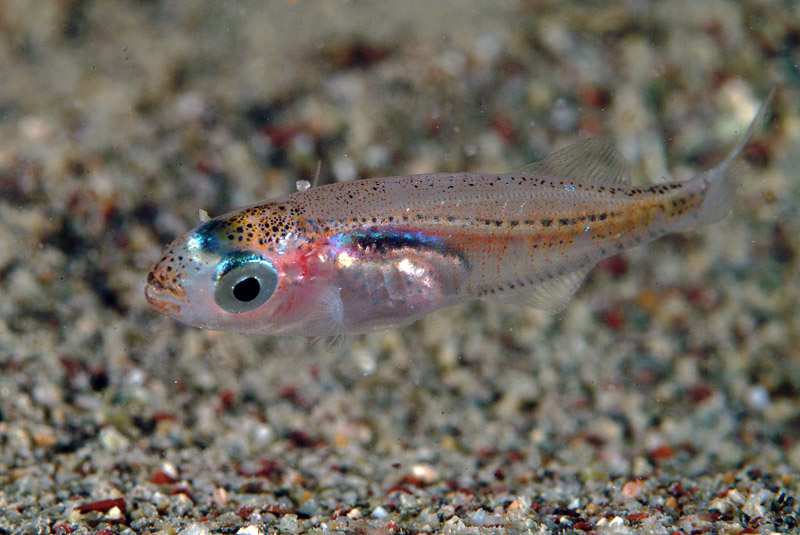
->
[{"left": 146, "top": 96, "right": 771, "bottom": 336}]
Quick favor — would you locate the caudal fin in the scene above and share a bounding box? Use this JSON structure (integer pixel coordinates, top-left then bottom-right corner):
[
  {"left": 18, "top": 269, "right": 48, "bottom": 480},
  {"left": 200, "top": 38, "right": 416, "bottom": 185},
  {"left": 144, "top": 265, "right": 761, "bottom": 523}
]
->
[{"left": 693, "top": 88, "right": 774, "bottom": 226}]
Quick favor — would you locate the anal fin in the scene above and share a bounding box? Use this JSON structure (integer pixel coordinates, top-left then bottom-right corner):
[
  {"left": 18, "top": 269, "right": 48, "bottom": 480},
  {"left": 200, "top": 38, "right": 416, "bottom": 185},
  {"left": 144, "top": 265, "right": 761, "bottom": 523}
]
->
[{"left": 488, "top": 265, "right": 593, "bottom": 313}]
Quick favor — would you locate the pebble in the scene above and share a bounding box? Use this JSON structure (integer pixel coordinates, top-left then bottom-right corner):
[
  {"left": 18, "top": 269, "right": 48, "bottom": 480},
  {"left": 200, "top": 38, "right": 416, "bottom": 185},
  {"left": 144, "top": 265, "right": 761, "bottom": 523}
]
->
[
  {"left": 178, "top": 524, "right": 211, "bottom": 535},
  {"left": 411, "top": 463, "right": 438, "bottom": 484},
  {"left": 371, "top": 506, "right": 388, "bottom": 519},
  {"left": 278, "top": 514, "right": 300, "bottom": 534},
  {"left": 332, "top": 156, "right": 358, "bottom": 182}
]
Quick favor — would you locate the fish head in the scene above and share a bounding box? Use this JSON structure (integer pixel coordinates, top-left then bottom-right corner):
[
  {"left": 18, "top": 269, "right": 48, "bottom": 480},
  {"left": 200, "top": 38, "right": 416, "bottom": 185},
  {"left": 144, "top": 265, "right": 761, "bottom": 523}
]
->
[{"left": 145, "top": 203, "right": 323, "bottom": 334}]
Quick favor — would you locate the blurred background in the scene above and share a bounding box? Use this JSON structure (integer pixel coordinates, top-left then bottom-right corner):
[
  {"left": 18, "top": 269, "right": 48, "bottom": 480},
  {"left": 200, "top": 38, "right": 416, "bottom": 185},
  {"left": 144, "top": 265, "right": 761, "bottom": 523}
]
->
[{"left": 1, "top": 1, "right": 798, "bottom": 533}]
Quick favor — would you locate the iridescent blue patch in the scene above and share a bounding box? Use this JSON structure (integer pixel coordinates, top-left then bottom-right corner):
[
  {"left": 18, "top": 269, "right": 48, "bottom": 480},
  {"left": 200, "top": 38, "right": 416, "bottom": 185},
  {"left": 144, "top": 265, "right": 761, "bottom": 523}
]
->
[
  {"left": 188, "top": 220, "right": 228, "bottom": 254},
  {"left": 214, "top": 250, "right": 268, "bottom": 281}
]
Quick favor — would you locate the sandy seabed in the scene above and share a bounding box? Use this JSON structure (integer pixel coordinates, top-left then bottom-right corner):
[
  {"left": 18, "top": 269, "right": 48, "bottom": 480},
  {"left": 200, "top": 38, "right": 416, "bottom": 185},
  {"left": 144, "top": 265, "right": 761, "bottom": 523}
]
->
[{"left": 1, "top": 2, "right": 799, "bottom": 534}]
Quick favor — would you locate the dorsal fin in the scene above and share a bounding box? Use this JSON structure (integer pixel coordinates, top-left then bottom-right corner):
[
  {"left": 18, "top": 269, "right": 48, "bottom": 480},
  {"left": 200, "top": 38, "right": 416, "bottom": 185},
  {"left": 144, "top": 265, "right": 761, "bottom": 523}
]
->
[
  {"left": 516, "top": 137, "right": 631, "bottom": 184},
  {"left": 485, "top": 265, "right": 593, "bottom": 313}
]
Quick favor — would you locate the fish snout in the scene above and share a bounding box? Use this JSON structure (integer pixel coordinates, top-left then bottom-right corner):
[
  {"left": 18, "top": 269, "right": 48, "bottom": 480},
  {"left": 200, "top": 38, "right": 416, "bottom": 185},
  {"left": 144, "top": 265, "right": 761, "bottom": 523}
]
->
[{"left": 145, "top": 270, "right": 183, "bottom": 315}]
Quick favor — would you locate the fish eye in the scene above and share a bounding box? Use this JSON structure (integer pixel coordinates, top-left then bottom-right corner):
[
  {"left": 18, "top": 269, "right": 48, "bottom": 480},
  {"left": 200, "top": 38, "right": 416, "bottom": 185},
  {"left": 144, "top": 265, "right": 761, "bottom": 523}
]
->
[{"left": 214, "top": 254, "right": 278, "bottom": 314}]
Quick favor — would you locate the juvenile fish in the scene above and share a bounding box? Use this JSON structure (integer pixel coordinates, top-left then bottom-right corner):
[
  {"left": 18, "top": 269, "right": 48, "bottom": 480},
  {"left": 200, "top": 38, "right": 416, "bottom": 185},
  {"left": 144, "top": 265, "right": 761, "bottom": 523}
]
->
[{"left": 146, "top": 95, "right": 771, "bottom": 336}]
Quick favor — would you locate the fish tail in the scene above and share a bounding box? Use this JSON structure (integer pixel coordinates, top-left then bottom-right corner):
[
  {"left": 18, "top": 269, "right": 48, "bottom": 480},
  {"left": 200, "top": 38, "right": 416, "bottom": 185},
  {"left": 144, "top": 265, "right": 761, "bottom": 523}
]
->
[{"left": 692, "top": 88, "right": 774, "bottom": 226}]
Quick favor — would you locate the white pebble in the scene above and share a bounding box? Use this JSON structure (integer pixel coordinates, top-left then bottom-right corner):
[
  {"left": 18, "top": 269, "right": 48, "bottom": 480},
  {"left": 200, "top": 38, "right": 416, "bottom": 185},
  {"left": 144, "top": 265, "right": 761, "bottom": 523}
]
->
[
  {"left": 278, "top": 514, "right": 300, "bottom": 533},
  {"left": 411, "top": 463, "right": 438, "bottom": 483},
  {"left": 99, "top": 428, "right": 129, "bottom": 450},
  {"left": 469, "top": 508, "right": 486, "bottom": 526},
  {"left": 19, "top": 116, "right": 54, "bottom": 141},
  {"left": 440, "top": 49, "right": 466, "bottom": 76},
  {"left": 371, "top": 506, "right": 388, "bottom": 519},
  {"left": 747, "top": 385, "right": 770, "bottom": 410},
  {"left": 291, "top": 132, "right": 314, "bottom": 156},
  {"left": 160, "top": 461, "right": 179, "bottom": 480},
  {"left": 475, "top": 34, "right": 502, "bottom": 64},
  {"left": 364, "top": 144, "right": 389, "bottom": 169},
  {"left": 178, "top": 523, "right": 211, "bottom": 535},
  {"left": 551, "top": 98, "right": 578, "bottom": 132},
  {"left": 176, "top": 92, "right": 207, "bottom": 122},
  {"left": 333, "top": 156, "right": 357, "bottom": 182}
]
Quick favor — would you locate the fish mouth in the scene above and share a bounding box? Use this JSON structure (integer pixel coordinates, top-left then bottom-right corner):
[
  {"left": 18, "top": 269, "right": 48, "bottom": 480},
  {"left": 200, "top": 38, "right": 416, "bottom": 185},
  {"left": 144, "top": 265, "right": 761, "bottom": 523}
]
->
[{"left": 145, "top": 274, "right": 183, "bottom": 315}]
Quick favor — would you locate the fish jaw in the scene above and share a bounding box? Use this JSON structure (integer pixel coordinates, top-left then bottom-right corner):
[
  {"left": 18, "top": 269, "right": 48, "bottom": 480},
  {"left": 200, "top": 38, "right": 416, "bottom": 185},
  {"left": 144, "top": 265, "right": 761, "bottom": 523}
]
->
[
  {"left": 144, "top": 230, "right": 230, "bottom": 330},
  {"left": 144, "top": 272, "right": 184, "bottom": 316},
  {"left": 145, "top": 232, "right": 193, "bottom": 317}
]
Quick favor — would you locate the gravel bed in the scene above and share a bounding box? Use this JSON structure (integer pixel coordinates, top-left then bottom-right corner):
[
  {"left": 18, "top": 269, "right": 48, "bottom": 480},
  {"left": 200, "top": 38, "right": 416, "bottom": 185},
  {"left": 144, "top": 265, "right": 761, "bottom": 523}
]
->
[{"left": 1, "top": 1, "right": 798, "bottom": 534}]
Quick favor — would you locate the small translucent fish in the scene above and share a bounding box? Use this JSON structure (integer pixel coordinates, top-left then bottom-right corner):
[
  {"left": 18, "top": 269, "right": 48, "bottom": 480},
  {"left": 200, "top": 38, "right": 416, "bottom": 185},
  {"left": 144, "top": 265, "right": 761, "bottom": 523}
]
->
[{"left": 146, "top": 94, "right": 772, "bottom": 336}]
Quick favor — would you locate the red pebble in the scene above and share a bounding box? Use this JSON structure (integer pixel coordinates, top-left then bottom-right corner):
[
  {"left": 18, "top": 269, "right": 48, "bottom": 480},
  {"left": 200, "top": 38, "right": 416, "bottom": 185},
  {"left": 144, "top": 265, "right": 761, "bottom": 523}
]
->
[
  {"left": 385, "top": 485, "right": 413, "bottom": 496},
  {"left": 151, "top": 470, "right": 176, "bottom": 484},
  {"left": 600, "top": 309, "right": 626, "bottom": 331},
  {"left": 650, "top": 444, "right": 675, "bottom": 461},
  {"left": 689, "top": 384, "right": 713, "bottom": 403},
  {"left": 597, "top": 255, "right": 629, "bottom": 278},
  {"left": 476, "top": 448, "right": 496, "bottom": 461},
  {"left": 331, "top": 507, "right": 351, "bottom": 519},
  {"left": 506, "top": 449, "right": 525, "bottom": 462},
  {"left": 288, "top": 430, "right": 323, "bottom": 448},
  {"left": 622, "top": 479, "right": 643, "bottom": 499},
  {"left": 583, "top": 433, "right": 604, "bottom": 447},
  {"left": 265, "top": 504, "right": 297, "bottom": 517},
  {"left": 490, "top": 115, "right": 518, "bottom": 145},
  {"left": 743, "top": 139, "right": 771, "bottom": 167},
  {"left": 218, "top": 388, "right": 236, "bottom": 409},
  {"left": 579, "top": 85, "right": 613, "bottom": 109},
  {"left": 278, "top": 384, "right": 309, "bottom": 406},
  {"left": 75, "top": 498, "right": 127, "bottom": 514},
  {"left": 151, "top": 411, "right": 177, "bottom": 423},
  {"left": 579, "top": 114, "right": 603, "bottom": 137},
  {"left": 399, "top": 474, "right": 428, "bottom": 488},
  {"left": 171, "top": 486, "right": 194, "bottom": 499},
  {"left": 253, "top": 458, "right": 283, "bottom": 480},
  {"left": 263, "top": 125, "right": 301, "bottom": 149}
]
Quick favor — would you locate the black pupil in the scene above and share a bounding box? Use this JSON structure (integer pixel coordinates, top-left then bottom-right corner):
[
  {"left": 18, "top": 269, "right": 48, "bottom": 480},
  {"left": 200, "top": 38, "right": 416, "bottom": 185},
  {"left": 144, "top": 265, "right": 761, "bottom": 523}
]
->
[{"left": 232, "top": 277, "right": 260, "bottom": 302}]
